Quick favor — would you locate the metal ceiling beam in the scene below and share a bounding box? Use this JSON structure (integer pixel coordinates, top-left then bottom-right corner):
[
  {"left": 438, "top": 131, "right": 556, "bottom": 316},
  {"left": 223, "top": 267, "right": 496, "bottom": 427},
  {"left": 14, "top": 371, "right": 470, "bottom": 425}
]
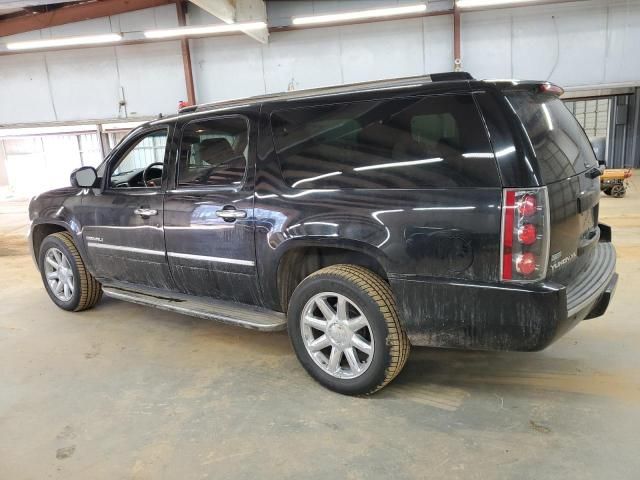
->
[
  {"left": 188, "top": 0, "right": 234, "bottom": 23},
  {"left": 0, "top": 0, "right": 174, "bottom": 37},
  {"left": 188, "top": 0, "right": 268, "bottom": 43}
]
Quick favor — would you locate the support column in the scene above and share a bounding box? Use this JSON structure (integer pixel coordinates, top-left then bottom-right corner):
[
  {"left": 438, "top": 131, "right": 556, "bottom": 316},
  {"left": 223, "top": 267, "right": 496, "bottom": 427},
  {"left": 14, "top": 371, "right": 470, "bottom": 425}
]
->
[
  {"left": 453, "top": 6, "right": 461, "bottom": 71},
  {"left": 176, "top": 0, "right": 196, "bottom": 106}
]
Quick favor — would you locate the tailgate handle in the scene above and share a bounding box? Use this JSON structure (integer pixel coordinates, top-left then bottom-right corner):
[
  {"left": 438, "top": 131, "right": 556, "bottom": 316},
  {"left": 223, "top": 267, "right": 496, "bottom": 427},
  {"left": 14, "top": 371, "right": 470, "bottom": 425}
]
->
[{"left": 585, "top": 167, "right": 602, "bottom": 179}]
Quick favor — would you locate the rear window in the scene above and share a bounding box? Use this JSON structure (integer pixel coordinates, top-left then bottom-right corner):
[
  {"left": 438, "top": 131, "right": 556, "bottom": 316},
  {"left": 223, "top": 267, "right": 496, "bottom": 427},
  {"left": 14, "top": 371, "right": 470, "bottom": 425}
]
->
[
  {"left": 270, "top": 94, "right": 500, "bottom": 189},
  {"left": 506, "top": 92, "right": 596, "bottom": 184}
]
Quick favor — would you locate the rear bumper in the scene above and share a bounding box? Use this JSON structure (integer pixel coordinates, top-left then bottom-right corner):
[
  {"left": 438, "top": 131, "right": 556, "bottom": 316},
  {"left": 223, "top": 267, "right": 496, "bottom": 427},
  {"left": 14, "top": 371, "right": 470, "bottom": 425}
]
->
[{"left": 390, "top": 239, "right": 617, "bottom": 351}]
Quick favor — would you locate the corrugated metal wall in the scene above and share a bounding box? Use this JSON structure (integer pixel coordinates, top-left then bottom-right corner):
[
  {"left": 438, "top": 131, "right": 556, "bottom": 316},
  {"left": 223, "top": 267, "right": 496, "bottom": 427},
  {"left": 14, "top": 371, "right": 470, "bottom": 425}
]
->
[{"left": 1, "top": 0, "right": 640, "bottom": 126}]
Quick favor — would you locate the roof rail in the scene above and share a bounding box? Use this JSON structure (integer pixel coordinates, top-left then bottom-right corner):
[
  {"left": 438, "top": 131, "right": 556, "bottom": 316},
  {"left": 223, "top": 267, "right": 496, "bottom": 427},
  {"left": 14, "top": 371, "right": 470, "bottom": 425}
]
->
[
  {"left": 430, "top": 72, "right": 474, "bottom": 82},
  {"left": 179, "top": 71, "right": 474, "bottom": 114}
]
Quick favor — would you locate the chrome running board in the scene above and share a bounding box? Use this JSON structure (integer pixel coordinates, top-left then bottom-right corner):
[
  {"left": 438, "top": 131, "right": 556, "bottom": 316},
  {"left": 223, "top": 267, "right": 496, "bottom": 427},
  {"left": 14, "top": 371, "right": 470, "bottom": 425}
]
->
[{"left": 102, "top": 286, "right": 286, "bottom": 332}]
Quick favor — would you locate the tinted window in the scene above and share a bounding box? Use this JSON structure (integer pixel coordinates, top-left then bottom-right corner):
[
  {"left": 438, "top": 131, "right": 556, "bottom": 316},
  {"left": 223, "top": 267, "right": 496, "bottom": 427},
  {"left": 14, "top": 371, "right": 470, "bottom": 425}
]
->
[
  {"left": 178, "top": 116, "right": 248, "bottom": 188},
  {"left": 506, "top": 92, "right": 596, "bottom": 183},
  {"left": 270, "top": 94, "right": 499, "bottom": 189}
]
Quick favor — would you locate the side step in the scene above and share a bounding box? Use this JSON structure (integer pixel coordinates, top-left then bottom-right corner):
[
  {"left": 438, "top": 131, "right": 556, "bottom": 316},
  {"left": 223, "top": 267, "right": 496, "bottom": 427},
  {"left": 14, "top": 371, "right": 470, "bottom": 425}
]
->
[{"left": 102, "top": 286, "right": 287, "bottom": 332}]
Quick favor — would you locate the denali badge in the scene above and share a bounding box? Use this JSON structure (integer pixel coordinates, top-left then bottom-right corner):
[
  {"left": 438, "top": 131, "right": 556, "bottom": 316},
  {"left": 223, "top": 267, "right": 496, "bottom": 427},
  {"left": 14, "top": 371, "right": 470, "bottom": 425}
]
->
[
  {"left": 86, "top": 236, "right": 103, "bottom": 243},
  {"left": 550, "top": 252, "right": 577, "bottom": 271}
]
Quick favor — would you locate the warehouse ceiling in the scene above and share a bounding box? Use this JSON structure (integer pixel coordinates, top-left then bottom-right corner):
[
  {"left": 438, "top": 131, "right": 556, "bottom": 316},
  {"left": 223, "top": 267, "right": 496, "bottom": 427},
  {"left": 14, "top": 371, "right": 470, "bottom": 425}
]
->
[{"left": 0, "top": 1, "right": 83, "bottom": 18}]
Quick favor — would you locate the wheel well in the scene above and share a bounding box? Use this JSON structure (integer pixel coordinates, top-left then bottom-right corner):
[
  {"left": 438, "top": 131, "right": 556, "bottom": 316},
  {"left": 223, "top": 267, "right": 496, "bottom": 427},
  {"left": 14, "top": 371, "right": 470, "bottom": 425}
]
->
[
  {"left": 32, "top": 224, "right": 67, "bottom": 258},
  {"left": 277, "top": 247, "right": 388, "bottom": 312}
]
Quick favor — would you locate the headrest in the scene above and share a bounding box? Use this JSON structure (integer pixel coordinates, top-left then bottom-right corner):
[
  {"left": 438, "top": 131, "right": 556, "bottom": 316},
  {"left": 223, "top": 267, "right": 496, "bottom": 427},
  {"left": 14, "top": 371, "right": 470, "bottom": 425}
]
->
[{"left": 198, "top": 138, "right": 237, "bottom": 165}]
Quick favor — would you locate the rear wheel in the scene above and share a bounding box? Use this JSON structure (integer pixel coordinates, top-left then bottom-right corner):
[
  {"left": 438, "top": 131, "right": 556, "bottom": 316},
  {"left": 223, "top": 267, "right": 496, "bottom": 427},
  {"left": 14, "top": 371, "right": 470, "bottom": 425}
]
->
[
  {"left": 38, "top": 232, "right": 102, "bottom": 311},
  {"left": 287, "top": 265, "right": 409, "bottom": 395},
  {"left": 611, "top": 184, "right": 626, "bottom": 198}
]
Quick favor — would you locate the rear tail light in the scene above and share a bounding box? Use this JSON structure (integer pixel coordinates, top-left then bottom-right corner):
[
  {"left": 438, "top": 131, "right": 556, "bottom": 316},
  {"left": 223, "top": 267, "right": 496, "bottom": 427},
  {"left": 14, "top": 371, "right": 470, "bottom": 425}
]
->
[
  {"left": 500, "top": 187, "right": 550, "bottom": 283},
  {"left": 517, "top": 223, "right": 537, "bottom": 245}
]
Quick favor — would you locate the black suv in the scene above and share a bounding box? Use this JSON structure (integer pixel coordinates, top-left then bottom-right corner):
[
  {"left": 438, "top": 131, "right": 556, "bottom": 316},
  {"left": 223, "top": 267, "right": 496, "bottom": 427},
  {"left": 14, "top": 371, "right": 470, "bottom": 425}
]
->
[{"left": 29, "top": 72, "right": 618, "bottom": 395}]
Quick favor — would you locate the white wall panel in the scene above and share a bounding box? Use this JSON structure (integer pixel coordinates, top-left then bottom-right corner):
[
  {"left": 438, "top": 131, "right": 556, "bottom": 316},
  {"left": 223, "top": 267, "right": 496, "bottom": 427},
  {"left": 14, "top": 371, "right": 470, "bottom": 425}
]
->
[
  {"left": 511, "top": 13, "right": 557, "bottom": 80},
  {"left": 190, "top": 34, "right": 265, "bottom": 103},
  {"left": 340, "top": 18, "right": 425, "bottom": 83},
  {"left": 462, "top": 11, "right": 512, "bottom": 79},
  {"left": 547, "top": 9, "right": 608, "bottom": 86},
  {"left": 114, "top": 41, "right": 187, "bottom": 117},
  {"left": 112, "top": 4, "right": 178, "bottom": 32},
  {"left": 423, "top": 14, "right": 454, "bottom": 74},
  {"left": 604, "top": 3, "right": 640, "bottom": 84},
  {"left": 0, "top": 53, "right": 56, "bottom": 123},
  {"left": 46, "top": 17, "right": 112, "bottom": 37},
  {"left": 2, "top": 1, "right": 640, "bottom": 125},
  {"left": 262, "top": 27, "right": 343, "bottom": 92},
  {"left": 44, "top": 47, "right": 120, "bottom": 120}
]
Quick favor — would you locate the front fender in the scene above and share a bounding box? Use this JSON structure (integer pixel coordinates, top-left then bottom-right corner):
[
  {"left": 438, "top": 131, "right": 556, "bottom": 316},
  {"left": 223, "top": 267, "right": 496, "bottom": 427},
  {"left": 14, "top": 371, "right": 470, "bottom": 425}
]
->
[{"left": 28, "top": 191, "right": 88, "bottom": 271}]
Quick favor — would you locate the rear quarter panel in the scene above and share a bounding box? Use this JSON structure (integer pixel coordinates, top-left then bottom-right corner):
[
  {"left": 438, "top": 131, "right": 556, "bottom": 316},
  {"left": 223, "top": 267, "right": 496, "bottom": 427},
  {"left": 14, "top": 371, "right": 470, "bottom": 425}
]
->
[{"left": 254, "top": 109, "right": 503, "bottom": 311}]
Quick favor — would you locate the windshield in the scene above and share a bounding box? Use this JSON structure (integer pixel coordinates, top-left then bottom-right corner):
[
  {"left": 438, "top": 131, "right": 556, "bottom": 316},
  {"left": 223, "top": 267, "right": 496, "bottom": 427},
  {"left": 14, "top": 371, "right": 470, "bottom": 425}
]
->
[{"left": 506, "top": 91, "right": 596, "bottom": 184}]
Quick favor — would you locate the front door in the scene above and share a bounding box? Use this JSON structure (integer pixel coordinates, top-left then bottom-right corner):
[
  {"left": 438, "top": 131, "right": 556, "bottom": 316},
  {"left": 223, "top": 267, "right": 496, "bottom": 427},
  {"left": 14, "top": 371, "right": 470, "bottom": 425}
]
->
[
  {"left": 163, "top": 113, "right": 260, "bottom": 304},
  {"left": 81, "top": 125, "right": 174, "bottom": 290}
]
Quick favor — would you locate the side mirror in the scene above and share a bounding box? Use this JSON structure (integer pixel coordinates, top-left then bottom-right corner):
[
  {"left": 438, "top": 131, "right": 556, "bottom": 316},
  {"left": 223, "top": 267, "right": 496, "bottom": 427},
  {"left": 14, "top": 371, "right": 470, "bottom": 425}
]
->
[{"left": 70, "top": 166, "right": 98, "bottom": 188}]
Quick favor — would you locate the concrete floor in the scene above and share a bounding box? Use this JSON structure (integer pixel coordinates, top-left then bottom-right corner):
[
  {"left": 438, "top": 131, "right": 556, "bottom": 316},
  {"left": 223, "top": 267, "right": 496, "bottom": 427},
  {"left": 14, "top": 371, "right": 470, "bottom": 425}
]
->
[{"left": 1, "top": 180, "right": 639, "bottom": 480}]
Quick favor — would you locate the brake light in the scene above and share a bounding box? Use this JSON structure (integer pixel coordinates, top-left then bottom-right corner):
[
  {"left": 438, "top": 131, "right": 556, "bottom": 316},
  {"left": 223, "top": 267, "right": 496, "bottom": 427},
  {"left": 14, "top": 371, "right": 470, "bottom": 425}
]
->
[
  {"left": 501, "top": 187, "right": 550, "bottom": 282},
  {"left": 539, "top": 83, "right": 564, "bottom": 96},
  {"left": 517, "top": 223, "right": 537, "bottom": 245},
  {"left": 515, "top": 252, "right": 536, "bottom": 275},
  {"left": 518, "top": 194, "right": 537, "bottom": 217}
]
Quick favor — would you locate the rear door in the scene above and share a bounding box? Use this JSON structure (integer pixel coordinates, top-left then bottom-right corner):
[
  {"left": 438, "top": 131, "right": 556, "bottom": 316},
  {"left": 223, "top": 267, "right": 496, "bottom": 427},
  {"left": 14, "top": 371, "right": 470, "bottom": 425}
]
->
[
  {"left": 163, "top": 112, "right": 260, "bottom": 305},
  {"left": 505, "top": 91, "right": 601, "bottom": 284}
]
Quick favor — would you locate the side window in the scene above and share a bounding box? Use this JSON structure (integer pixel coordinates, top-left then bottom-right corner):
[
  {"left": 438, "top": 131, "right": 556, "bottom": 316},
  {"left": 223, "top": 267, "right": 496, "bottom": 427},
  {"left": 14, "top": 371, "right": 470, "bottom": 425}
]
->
[
  {"left": 109, "top": 129, "right": 168, "bottom": 188},
  {"left": 177, "top": 116, "right": 248, "bottom": 188},
  {"left": 270, "top": 94, "right": 500, "bottom": 189}
]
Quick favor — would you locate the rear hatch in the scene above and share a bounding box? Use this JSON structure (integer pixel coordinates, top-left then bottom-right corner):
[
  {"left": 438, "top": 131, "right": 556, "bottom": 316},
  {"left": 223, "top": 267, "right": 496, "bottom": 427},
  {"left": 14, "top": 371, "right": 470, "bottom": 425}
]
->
[{"left": 505, "top": 89, "right": 601, "bottom": 285}]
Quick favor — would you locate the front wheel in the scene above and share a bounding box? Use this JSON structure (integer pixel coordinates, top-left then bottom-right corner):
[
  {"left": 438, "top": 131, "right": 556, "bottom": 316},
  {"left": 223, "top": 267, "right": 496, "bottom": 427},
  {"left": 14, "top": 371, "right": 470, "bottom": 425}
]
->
[
  {"left": 287, "top": 265, "right": 410, "bottom": 395},
  {"left": 38, "top": 232, "right": 102, "bottom": 311}
]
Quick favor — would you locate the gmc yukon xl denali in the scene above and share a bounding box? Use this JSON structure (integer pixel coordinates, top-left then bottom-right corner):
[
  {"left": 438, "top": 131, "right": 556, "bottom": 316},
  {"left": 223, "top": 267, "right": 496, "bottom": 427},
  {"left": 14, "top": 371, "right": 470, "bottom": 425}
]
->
[{"left": 29, "top": 72, "right": 618, "bottom": 395}]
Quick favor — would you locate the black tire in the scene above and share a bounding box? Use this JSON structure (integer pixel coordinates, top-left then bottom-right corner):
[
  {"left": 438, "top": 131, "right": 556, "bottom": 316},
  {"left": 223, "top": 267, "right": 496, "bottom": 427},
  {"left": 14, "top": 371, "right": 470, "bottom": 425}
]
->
[
  {"left": 287, "top": 264, "right": 410, "bottom": 395},
  {"left": 603, "top": 188, "right": 612, "bottom": 196},
  {"left": 38, "top": 231, "right": 102, "bottom": 312}
]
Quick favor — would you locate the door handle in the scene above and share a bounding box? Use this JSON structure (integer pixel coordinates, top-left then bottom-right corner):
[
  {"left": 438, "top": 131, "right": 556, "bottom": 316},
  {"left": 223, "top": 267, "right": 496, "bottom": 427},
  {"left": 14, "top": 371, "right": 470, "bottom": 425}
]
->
[
  {"left": 215, "top": 207, "right": 247, "bottom": 221},
  {"left": 134, "top": 208, "right": 158, "bottom": 217}
]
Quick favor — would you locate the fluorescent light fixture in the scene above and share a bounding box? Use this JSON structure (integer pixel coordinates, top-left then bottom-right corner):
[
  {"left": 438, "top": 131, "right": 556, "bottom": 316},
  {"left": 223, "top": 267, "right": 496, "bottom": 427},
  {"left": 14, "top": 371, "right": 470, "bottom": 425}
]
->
[
  {"left": 6, "top": 33, "right": 122, "bottom": 51},
  {"left": 0, "top": 124, "right": 97, "bottom": 137},
  {"left": 456, "top": 0, "right": 539, "bottom": 8},
  {"left": 292, "top": 4, "right": 427, "bottom": 26},
  {"left": 354, "top": 157, "right": 442, "bottom": 172},
  {"left": 144, "top": 21, "right": 267, "bottom": 39}
]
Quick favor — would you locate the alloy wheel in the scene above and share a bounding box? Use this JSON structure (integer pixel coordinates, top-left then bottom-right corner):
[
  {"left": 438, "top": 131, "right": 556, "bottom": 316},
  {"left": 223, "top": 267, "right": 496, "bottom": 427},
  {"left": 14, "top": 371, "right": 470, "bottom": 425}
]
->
[
  {"left": 43, "top": 247, "right": 75, "bottom": 302},
  {"left": 300, "top": 292, "right": 374, "bottom": 379}
]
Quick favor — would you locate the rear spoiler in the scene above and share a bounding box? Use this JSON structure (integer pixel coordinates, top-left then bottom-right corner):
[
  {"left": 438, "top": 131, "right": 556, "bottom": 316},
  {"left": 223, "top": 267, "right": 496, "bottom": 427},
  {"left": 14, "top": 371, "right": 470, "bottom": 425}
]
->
[{"left": 485, "top": 80, "right": 565, "bottom": 97}]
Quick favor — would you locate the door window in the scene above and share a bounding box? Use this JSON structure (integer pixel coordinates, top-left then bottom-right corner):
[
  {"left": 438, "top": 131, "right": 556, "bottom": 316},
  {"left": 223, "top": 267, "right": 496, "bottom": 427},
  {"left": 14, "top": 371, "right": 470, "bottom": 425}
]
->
[
  {"left": 177, "top": 116, "right": 249, "bottom": 188},
  {"left": 109, "top": 129, "right": 168, "bottom": 188}
]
